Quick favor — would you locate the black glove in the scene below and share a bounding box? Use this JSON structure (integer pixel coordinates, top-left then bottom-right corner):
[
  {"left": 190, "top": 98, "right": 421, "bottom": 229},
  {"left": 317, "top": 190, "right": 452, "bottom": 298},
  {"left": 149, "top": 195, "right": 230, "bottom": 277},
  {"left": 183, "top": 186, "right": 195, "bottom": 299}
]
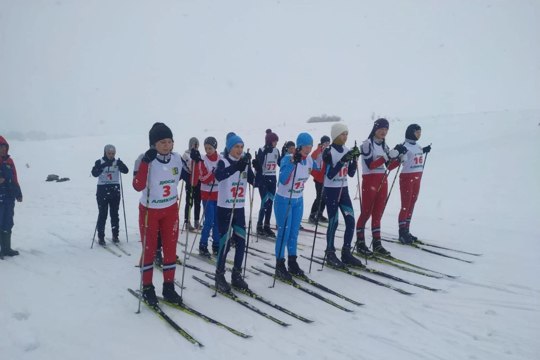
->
[
  {"left": 142, "top": 148, "right": 157, "bottom": 163},
  {"left": 264, "top": 145, "right": 273, "bottom": 154},
  {"left": 423, "top": 145, "right": 431, "bottom": 154},
  {"left": 293, "top": 151, "right": 303, "bottom": 164},
  {"left": 394, "top": 144, "right": 408, "bottom": 155},
  {"left": 252, "top": 158, "right": 261, "bottom": 171},
  {"left": 322, "top": 148, "right": 332, "bottom": 164},
  {"left": 236, "top": 158, "right": 248, "bottom": 172},
  {"left": 116, "top": 159, "right": 125, "bottom": 168},
  {"left": 101, "top": 158, "right": 114, "bottom": 167},
  {"left": 190, "top": 148, "right": 202, "bottom": 163},
  {"left": 243, "top": 152, "right": 252, "bottom": 163}
]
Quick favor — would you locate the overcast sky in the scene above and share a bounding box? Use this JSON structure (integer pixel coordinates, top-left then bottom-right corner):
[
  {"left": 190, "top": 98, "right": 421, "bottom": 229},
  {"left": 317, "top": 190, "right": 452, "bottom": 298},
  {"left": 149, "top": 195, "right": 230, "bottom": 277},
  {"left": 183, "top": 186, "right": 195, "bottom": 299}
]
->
[{"left": 1, "top": 0, "right": 539, "bottom": 137}]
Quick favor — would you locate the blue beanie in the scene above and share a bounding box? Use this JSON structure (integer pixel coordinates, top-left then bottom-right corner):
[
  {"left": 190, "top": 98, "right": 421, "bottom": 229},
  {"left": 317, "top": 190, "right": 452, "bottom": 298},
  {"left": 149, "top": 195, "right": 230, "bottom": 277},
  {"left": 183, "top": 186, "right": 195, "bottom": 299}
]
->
[
  {"left": 296, "top": 132, "right": 313, "bottom": 148},
  {"left": 226, "top": 134, "right": 244, "bottom": 152}
]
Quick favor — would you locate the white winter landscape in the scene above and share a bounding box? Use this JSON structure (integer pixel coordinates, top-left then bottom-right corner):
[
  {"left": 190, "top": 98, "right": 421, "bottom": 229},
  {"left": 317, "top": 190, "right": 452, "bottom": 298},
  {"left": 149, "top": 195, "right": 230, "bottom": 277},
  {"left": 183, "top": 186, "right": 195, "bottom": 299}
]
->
[{"left": 1, "top": 1, "right": 539, "bottom": 360}]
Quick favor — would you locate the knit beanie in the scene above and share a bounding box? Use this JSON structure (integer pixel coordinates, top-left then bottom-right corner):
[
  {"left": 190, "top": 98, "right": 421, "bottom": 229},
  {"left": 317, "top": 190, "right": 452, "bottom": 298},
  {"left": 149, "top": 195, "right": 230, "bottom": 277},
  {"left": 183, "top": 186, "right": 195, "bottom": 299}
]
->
[
  {"left": 368, "top": 118, "right": 390, "bottom": 139},
  {"left": 265, "top": 129, "right": 279, "bottom": 146},
  {"left": 204, "top": 136, "right": 218, "bottom": 150},
  {"left": 149, "top": 122, "right": 173, "bottom": 146},
  {"left": 189, "top": 137, "right": 199, "bottom": 149},
  {"left": 226, "top": 134, "right": 244, "bottom": 152},
  {"left": 331, "top": 123, "right": 349, "bottom": 142},
  {"left": 296, "top": 133, "right": 313, "bottom": 148},
  {"left": 405, "top": 124, "right": 421, "bottom": 141},
  {"left": 320, "top": 135, "right": 331, "bottom": 144}
]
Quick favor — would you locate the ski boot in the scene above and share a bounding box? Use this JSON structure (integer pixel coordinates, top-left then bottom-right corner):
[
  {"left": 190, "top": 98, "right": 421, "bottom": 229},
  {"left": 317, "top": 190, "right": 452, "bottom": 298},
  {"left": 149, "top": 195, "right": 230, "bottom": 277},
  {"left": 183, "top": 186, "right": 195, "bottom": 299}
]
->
[
  {"left": 288, "top": 255, "right": 305, "bottom": 277},
  {"left": 275, "top": 258, "right": 293, "bottom": 282},
  {"left": 319, "top": 215, "right": 328, "bottom": 223},
  {"left": 341, "top": 246, "right": 365, "bottom": 268},
  {"left": 98, "top": 236, "right": 106, "bottom": 246},
  {"left": 1, "top": 232, "right": 19, "bottom": 256},
  {"left": 399, "top": 228, "right": 414, "bottom": 245},
  {"left": 142, "top": 284, "right": 158, "bottom": 306},
  {"left": 325, "top": 250, "right": 346, "bottom": 269},
  {"left": 162, "top": 282, "right": 182, "bottom": 305},
  {"left": 215, "top": 271, "right": 231, "bottom": 293},
  {"left": 356, "top": 239, "right": 373, "bottom": 257},
  {"left": 308, "top": 214, "right": 318, "bottom": 225},
  {"left": 231, "top": 267, "right": 249, "bottom": 290},
  {"left": 372, "top": 239, "right": 391, "bottom": 256},
  {"left": 263, "top": 225, "right": 276, "bottom": 238},
  {"left": 199, "top": 245, "right": 211, "bottom": 258},
  {"left": 256, "top": 224, "right": 266, "bottom": 236},
  {"left": 112, "top": 236, "right": 120, "bottom": 244}
]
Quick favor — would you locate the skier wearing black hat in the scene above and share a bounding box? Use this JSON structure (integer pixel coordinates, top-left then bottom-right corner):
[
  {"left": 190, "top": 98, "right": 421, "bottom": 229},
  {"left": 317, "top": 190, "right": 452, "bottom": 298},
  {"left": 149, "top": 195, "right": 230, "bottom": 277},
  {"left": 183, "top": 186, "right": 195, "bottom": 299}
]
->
[
  {"left": 182, "top": 137, "right": 202, "bottom": 231},
  {"left": 397, "top": 124, "right": 431, "bottom": 244},
  {"left": 132, "top": 122, "right": 185, "bottom": 306},
  {"left": 356, "top": 118, "right": 406, "bottom": 256},
  {"left": 254, "top": 129, "right": 280, "bottom": 238},
  {"left": 91, "top": 144, "right": 129, "bottom": 245}
]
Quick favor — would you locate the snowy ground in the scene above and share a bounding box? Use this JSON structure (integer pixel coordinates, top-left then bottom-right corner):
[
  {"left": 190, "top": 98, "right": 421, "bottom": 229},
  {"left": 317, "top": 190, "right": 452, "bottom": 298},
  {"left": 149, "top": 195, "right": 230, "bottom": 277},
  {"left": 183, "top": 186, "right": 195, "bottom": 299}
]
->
[{"left": 1, "top": 110, "right": 539, "bottom": 360}]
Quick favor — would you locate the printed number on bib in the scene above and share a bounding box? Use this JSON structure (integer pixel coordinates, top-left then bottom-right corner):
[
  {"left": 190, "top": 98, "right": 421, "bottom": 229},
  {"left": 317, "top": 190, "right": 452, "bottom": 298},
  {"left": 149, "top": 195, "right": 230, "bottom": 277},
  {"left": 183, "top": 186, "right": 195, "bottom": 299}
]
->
[
  {"left": 339, "top": 167, "right": 348, "bottom": 177},
  {"left": 266, "top": 163, "right": 277, "bottom": 171},
  {"left": 230, "top": 186, "right": 245, "bottom": 198},
  {"left": 413, "top": 155, "right": 424, "bottom": 165},
  {"left": 107, "top": 173, "right": 113, "bottom": 181},
  {"left": 162, "top": 185, "right": 171, "bottom": 197}
]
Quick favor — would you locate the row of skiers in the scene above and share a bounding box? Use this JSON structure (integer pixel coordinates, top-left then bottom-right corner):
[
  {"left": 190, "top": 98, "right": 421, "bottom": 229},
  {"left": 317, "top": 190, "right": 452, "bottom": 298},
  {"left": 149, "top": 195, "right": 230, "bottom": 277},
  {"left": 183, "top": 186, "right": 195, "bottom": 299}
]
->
[{"left": 91, "top": 119, "right": 430, "bottom": 306}]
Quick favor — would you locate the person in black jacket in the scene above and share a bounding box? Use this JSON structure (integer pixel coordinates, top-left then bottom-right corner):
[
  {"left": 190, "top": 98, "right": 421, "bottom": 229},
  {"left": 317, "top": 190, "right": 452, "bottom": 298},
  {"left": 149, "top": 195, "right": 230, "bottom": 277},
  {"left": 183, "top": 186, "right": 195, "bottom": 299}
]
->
[{"left": 91, "top": 144, "right": 128, "bottom": 245}]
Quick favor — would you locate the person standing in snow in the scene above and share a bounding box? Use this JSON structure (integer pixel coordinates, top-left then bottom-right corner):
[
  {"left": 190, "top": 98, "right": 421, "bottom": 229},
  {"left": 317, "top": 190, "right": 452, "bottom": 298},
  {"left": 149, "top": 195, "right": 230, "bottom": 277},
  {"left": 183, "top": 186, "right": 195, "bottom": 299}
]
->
[
  {"left": 355, "top": 118, "right": 407, "bottom": 256},
  {"left": 308, "top": 135, "right": 330, "bottom": 224},
  {"left": 397, "top": 124, "right": 431, "bottom": 244},
  {"left": 214, "top": 134, "right": 254, "bottom": 292},
  {"left": 132, "top": 123, "right": 183, "bottom": 306},
  {"left": 273, "top": 132, "right": 315, "bottom": 280},
  {"left": 182, "top": 137, "right": 202, "bottom": 231},
  {"left": 322, "top": 123, "right": 363, "bottom": 268},
  {"left": 253, "top": 129, "right": 279, "bottom": 238},
  {"left": 195, "top": 136, "right": 220, "bottom": 256},
  {"left": 91, "top": 144, "right": 129, "bottom": 245},
  {"left": 0, "top": 136, "right": 22, "bottom": 258}
]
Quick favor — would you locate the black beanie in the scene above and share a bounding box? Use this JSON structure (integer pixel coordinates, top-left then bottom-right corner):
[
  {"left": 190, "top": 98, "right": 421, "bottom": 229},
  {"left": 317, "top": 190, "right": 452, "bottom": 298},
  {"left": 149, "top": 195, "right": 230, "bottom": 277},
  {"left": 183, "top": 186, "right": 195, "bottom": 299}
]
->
[
  {"left": 204, "top": 136, "right": 218, "bottom": 149},
  {"left": 405, "top": 124, "right": 421, "bottom": 141},
  {"left": 320, "top": 135, "right": 331, "bottom": 144},
  {"left": 369, "top": 118, "right": 390, "bottom": 139},
  {"left": 149, "top": 122, "right": 173, "bottom": 146}
]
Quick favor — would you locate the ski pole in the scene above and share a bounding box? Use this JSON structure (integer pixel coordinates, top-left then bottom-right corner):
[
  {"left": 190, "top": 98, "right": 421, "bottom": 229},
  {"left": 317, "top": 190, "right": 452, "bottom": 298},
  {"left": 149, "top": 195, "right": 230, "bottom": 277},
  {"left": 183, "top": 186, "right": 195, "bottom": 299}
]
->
[
  {"left": 136, "top": 162, "right": 152, "bottom": 314},
  {"left": 90, "top": 214, "right": 100, "bottom": 249},
  {"left": 242, "top": 174, "right": 256, "bottom": 279},
  {"left": 422, "top": 144, "right": 431, "bottom": 170},
  {"left": 308, "top": 185, "right": 325, "bottom": 273},
  {"left": 178, "top": 178, "right": 185, "bottom": 233},
  {"left": 271, "top": 160, "right": 299, "bottom": 287},
  {"left": 384, "top": 163, "right": 401, "bottom": 209},
  {"left": 180, "top": 161, "right": 196, "bottom": 299},
  {"left": 119, "top": 171, "right": 129, "bottom": 243}
]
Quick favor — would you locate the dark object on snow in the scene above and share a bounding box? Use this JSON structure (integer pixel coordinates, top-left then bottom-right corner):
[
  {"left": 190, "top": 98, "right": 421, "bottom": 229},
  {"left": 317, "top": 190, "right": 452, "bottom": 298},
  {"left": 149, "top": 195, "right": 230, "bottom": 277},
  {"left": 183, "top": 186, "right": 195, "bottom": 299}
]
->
[
  {"left": 46, "top": 174, "right": 60, "bottom": 182},
  {"left": 56, "top": 177, "right": 70, "bottom": 182}
]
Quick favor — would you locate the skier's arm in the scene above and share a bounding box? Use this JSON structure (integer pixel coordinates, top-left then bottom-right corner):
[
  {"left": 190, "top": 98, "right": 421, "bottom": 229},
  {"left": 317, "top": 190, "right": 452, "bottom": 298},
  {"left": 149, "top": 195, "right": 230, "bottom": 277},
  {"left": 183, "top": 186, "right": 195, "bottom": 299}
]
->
[
  {"left": 278, "top": 155, "right": 295, "bottom": 185},
  {"left": 347, "top": 160, "right": 357, "bottom": 177},
  {"left": 215, "top": 159, "right": 237, "bottom": 181},
  {"left": 132, "top": 161, "right": 149, "bottom": 192},
  {"left": 91, "top": 160, "right": 104, "bottom": 177},
  {"left": 117, "top": 159, "right": 129, "bottom": 174}
]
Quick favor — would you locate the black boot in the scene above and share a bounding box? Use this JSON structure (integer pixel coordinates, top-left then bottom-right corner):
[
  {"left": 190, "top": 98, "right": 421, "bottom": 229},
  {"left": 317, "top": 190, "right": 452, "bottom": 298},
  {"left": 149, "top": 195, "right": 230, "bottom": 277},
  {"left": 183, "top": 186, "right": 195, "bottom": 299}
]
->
[
  {"left": 0, "top": 232, "right": 5, "bottom": 259},
  {"left": 98, "top": 236, "right": 106, "bottom": 246},
  {"left": 319, "top": 215, "right": 328, "bottom": 223},
  {"left": 162, "top": 282, "right": 182, "bottom": 305},
  {"left": 212, "top": 245, "right": 219, "bottom": 256},
  {"left": 372, "top": 239, "right": 391, "bottom": 256},
  {"left": 356, "top": 239, "right": 373, "bottom": 257},
  {"left": 407, "top": 228, "right": 418, "bottom": 242},
  {"left": 275, "top": 258, "right": 293, "bottom": 282},
  {"left": 399, "top": 228, "right": 413, "bottom": 245},
  {"left": 263, "top": 225, "right": 276, "bottom": 238},
  {"left": 112, "top": 235, "right": 120, "bottom": 244},
  {"left": 308, "top": 214, "right": 318, "bottom": 224},
  {"left": 341, "top": 247, "right": 365, "bottom": 268},
  {"left": 199, "top": 245, "right": 211, "bottom": 258},
  {"left": 288, "top": 256, "right": 305, "bottom": 277},
  {"left": 142, "top": 284, "right": 158, "bottom": 306},
  {"left": 215, "top": 271, "right": 231, "bottom": 293},
  {"left": 256, "top": 224, "right": 265, "bottom": 236},
  {"left": 325, "top": 250, "right": 346, "bottom": 269},
  {"left": 3, "top": 232, "right": 19, "bottom": 256},
  {"left": 231, "top": 267, "right": 249, "bottom": 290}
]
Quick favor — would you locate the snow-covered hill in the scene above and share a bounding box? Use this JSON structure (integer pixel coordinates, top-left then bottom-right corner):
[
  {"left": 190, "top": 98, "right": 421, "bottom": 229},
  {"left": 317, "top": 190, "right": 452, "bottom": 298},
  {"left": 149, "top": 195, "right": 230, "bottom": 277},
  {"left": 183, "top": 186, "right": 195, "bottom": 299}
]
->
[{"left": 1, "top": 110, "right": 539, "bottom": 360}]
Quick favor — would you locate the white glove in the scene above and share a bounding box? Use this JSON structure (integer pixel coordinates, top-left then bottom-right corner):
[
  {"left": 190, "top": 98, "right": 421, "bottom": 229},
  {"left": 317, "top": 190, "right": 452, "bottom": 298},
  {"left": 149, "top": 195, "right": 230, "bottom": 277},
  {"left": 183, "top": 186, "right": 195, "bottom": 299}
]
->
[{"left": 388, "top": 149, "right": 399, "bottom": 159}]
